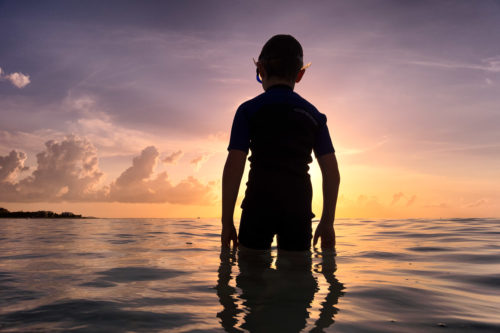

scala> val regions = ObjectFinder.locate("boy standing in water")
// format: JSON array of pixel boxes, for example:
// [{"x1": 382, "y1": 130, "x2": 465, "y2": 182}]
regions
[{"x1": 221, "y1": 35, "x2": 340, "y2": 251}]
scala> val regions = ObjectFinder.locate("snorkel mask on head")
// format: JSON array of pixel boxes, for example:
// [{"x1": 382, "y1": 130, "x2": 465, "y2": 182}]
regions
[{"x1": 253, "y1": 58, "x2": 311, "y2": 83}]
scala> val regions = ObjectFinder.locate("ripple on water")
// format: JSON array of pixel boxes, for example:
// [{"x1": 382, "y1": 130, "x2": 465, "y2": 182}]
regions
[
  {"x1": 93, "y1": 267, "x2": 188, "y2": 283},
  {"x1": 358, "y1": 251, "x2": 413, "y2": 260},
  {"x1": 0, "y1": 271, "x2": 45, "y2": 307},
  {"x1": 203, "y1": 233, "x2": 220, "y2": 237},
  {"x1": 0, "y1": 299, "x2": 199, "y2": 331},
  {"x1": 407, "y1": 246, "x2": 455, "y2": 252},
  {"x1": 172, "y1": 231, "x2": 197, "y2": 236},
  {"x1": 161, "y1": 248, "x2": 211, "y2": 252},
  {"x1": 376, "y1": 231, "x2": 405, "y2": 235},
  {"x1": 403, "y1": 233, "x2": 451, "y2": 239},
  {"x1": 74, "y1": 252, "x2": 106, "y2": 258},
  {"x1": 448, "y1": 274, "x2": 500, "y2": 289},
  {"x1": 434, "y1": 253, "x2": 500, "y2": 264},
  {"x1": 114, "y1": 233, "x2": 134, "y2": 238},
  {"x1": 436, "y1": 237, "x2": 473, "y2": 243},
  {"x1": 0, "y1": 253, "x2": 52, "y2": 261},
  {"x1": 79, "y1": 280, "x2": 117, "y2": 288},
  {"x1": 347, "y1": 285, "x2": 451, "y2": 314},
  {"x1": 1, "y1": 217, "x2": 499, "y2": 332},
  {"x1": 108, "y1": 239, "x2": 136, "y2": 244}
]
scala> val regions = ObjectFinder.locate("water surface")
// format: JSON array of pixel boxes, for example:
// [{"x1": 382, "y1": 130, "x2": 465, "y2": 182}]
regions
[{"x1": 1, "y1": 218, "x2": 499, "y2": 332}]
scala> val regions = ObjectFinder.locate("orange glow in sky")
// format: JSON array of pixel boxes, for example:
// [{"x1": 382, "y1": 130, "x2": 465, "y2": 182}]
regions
[{"x1": 1, "y1": 2, "x2": 499, "y2": 218}]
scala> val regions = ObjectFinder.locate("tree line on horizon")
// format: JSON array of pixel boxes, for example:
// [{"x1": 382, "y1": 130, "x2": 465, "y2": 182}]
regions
[{"x1": 0, "y1": 207, "x2": 83, "y2": 218}]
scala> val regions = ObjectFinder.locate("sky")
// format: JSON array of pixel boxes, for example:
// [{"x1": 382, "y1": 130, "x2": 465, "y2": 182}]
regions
[{"x1": 0, "y1": 0, "x2": 499, "y2": 218}]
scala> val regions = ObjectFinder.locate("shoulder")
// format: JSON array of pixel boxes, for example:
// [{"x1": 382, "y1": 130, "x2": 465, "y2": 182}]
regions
[
  {"x1": 234, "y1": 92, "x2": 268, "y2": 117},
  {"x1": 291, "y1": 91, "x2": 327, "y2": 125}
]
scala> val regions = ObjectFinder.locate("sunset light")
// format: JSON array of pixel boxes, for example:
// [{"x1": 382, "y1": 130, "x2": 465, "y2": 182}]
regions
[
  {"x1": 1, "y1": 2, "x2": 500, "y2": 332},
  {"x1": 1, "y1": 2, "x2": 499, "y2": 219}
]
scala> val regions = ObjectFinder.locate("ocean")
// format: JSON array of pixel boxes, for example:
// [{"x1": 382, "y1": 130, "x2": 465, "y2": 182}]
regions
[{"x1": 0, "y1": 217, "x2": 499, "y2": 332}]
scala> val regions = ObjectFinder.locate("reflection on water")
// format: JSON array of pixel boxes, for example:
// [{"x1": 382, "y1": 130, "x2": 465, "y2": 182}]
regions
[
  {"x1": 0, "y1": 217, "x2": 500, "y2": 332},
  {"x1": 216, "y1": 248, "x2": 344, "y2": 332}
]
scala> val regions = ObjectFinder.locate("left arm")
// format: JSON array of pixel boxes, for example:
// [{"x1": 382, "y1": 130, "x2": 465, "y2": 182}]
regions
[{"x1": 313, "y1": 152, "x2": 340, "y2": 249}]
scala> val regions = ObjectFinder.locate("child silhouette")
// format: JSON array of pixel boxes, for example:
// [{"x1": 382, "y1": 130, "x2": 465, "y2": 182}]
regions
[{"x1": 221, "y1": 35, "x2": 340, "y2": 251}]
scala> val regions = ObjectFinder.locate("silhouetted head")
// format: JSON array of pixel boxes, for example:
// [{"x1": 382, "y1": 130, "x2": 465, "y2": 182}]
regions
[{"x1": 258, "y1": 34, "x2": 304, "y2": 82}]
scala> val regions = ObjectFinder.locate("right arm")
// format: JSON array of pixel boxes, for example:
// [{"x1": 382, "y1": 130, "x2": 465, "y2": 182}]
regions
[
  {"x1": 313, "y1": 152, "x2": 340, "y2": 249},
  {"x1": 221, "y1": 149, "x2": 247, "y2": 248}
]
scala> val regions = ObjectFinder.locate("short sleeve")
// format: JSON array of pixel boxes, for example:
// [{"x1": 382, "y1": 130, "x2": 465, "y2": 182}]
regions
[
  {"x1": 227, "y1": 106, "x2": 250, "y2": 153},
  {"x1": 313, "y1": 122, "x2": 335, "y2": 157}
]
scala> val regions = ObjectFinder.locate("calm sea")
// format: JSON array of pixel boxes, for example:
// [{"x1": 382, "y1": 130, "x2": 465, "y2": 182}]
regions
[{"x1": 0, "y1": 217, "x2": 499, "y2": 332}]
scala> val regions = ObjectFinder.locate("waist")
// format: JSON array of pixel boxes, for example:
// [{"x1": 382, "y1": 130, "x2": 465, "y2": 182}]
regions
[{"x1": 249, "y1": 162, "x2": 311, "y2": 179}]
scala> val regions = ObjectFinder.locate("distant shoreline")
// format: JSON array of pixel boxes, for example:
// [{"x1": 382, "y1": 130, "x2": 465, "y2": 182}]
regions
[{"x1": 0, "y1": 207, "x2": 86, "y2": 219}]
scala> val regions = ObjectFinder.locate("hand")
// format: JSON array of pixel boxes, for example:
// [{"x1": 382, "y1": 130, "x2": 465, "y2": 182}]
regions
[
  {"x1": 221, "y1": 223, "x2": 238, "y2": 249},
  {"x1": 313, "y1": 222, "x2": 335, "y2": 249}
]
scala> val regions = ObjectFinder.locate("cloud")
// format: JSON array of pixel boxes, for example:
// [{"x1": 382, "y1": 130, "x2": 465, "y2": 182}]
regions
[
  {"x1": 164, "y1": 176, "x2": 216, "y2": 205},
  {"x1": 390, "y1": 192, "x2": 404, "y2": 205},
  {"x1": 0, "y1": 67, "x2": 31, "y2": 88},
  {"x1": 208, "y1": 131, "x2": 230, "y2": 142},
  {"x1": 61, "y1": 93, "x2": 161, "y2": 157},
  {"x1": 406, "y1": 195, "x2": 416, "y2": 207},
  {"x1": 190, "y1": 153, "x2": 211, "y2": 171},
  {"x1": 0, "y1": 136, "x2": 106, "y2": 202},
  {"x1": 483, "y1": 56, "x2": 500, "y2": 73},
  {"x1": 465, "y1": 198, "x2": 488, "y2": 208},
  {"x1": 406, "y1": 55, "x2": 500, "y2": 73},
  {"x1": 390, "y1": 192, "x2": 417, "y2": 206},
  {"x1": 424, "y1": 202, "x2": 448, "y2": 209},
  {"x1": 0, "y1": 129, "x2": 63, "y2": 154},
  {"x1": 109, "y1": 146, "x2": 215, "y2": 204},
  {"x1": 0, "y1": 139, "x2": 215, "y2": 205},
  {"x1": 162, "y1": 150, "x2": 183, "y2": 164},
  {"x1": 0, "y1": 150, "x2": 29, "y2": 183},
  {"x1": 114, "y1": 146, "x2": 159, "y2": 187},
  {"x1": 20, "y1": 136, "x2": 105, "y2": 201},
  {"x1": 356, "y1": 194, "x2": 383, "y2": 209},
  {"x1": 336, "y1": 137, "x2": 388, "y2": 157}
]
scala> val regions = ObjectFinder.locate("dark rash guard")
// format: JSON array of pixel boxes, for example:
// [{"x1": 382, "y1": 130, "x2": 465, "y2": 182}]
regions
[{"x1": 228, "y1": 84, "x2": 334, "y2": 217}]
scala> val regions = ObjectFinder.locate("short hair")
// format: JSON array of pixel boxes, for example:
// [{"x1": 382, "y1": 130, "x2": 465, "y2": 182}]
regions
[{"x1": 258, "y1": 34, "x2": 304, "y2": 81}]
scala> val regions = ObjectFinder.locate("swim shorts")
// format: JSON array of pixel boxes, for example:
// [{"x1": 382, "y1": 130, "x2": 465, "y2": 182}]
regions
[{"x1": 238, "y1": 209, "x2": 313, "y2": 251}]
